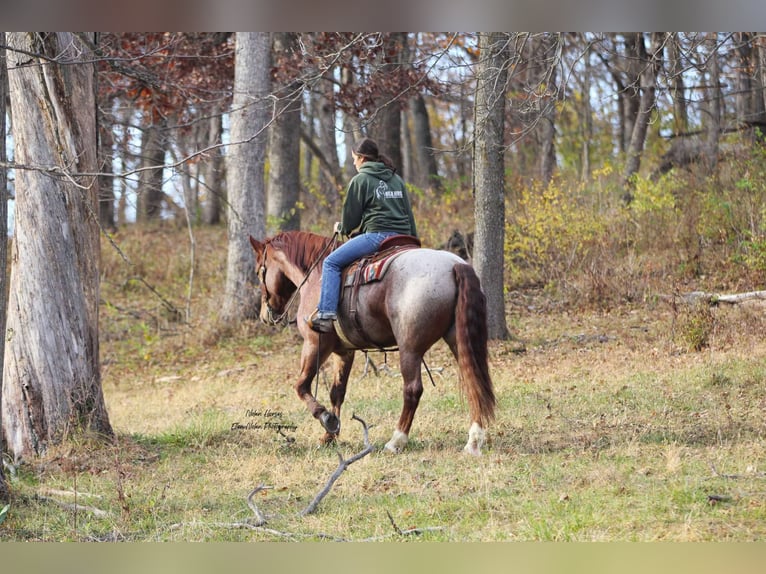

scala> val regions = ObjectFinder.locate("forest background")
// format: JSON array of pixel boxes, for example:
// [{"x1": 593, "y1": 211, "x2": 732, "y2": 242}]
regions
[{"x1": 1, "y1": 32, "x2": 766, "y2": 542}]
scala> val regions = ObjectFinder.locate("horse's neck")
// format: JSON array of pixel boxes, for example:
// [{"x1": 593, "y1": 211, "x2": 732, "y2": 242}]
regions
[{"x1": 278, "y1": 252, "x2": 314, "y2": 287}]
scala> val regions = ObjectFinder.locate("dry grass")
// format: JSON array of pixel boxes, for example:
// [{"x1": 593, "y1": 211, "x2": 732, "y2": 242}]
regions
[{"x1": 2, "y1": 224, "x2": 766, "y2": 541}]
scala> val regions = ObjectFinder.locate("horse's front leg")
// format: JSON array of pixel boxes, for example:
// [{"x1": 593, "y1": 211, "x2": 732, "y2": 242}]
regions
[
  {"x1": 295, "y1": 336, "x2": 341, "y2": 439},
  {"x1": 320, "y1": 350, "x2": 355, "y2": 444},
  {"x1": 384, "y1": 350, "x2": 424, "y2": 453}
]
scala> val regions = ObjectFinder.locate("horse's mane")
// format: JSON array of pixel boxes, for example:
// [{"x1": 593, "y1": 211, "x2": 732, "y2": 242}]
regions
[{"x1": 266, "y1": 231, "x2": 335, "y2": 273}]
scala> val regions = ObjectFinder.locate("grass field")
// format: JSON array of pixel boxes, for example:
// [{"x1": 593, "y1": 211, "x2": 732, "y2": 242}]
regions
[{"x1": 2, "y1": 226, "x2": 766, "y2": 542}]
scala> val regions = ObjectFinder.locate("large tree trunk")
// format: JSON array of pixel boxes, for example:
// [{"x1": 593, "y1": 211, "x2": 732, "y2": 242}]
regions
[
  {"x1": 2, "y1": 32, "x2": 112, "y2": 459},
  {"x1": 268, "y1": 32, "x2": 302, "y2": 233},
  {"x1": 473, "y1": 32, "x2": 510, "y2": 340},
  {"x1": 0, "y1": 32, "x2": 9, "y2": 501},
  {"x1": 221, "y1": 32, "x2": 270, "y2": 323}
]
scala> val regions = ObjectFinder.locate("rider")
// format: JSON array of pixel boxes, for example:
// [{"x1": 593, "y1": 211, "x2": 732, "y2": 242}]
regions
[{"x1": 307, "y1": 138, "x2": 418, "y2": 333}]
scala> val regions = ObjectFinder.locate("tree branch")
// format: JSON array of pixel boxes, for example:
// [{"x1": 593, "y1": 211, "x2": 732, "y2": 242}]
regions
[{"x1": 300, "y1": 414, "x2": 374, "y2": 516}]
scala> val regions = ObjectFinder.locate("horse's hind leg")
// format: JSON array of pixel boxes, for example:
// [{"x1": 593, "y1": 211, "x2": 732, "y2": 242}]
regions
[
  {"x1": 443, "y1": 329, "x2": 485, "y2": 455},
  {"x1": 321, "y1": 351, "x2": 355, "y2": 444},
  {"x1": 384, "y1": 350, "x2": 424, "y2": 453}
]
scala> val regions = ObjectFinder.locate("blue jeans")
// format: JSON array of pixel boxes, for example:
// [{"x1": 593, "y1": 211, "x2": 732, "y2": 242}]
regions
[{"x1": 317, "y1": 231, "x2": 398, "y2": 315}]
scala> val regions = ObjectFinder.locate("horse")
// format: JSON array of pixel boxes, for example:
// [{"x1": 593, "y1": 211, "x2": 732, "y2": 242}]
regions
[{"x1": 248, "y1": 230, "x2": 495, "y2": 455}]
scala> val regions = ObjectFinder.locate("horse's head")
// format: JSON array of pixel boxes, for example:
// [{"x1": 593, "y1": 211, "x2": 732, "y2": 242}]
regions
[{"x1": 249, "y1": 236, "x2": 298, "y2": 325}]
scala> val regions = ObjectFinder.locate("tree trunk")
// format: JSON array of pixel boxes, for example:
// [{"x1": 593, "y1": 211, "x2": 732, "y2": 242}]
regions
[
  {"x1": 580, "y1": 42, "x2": 593, "y2": 182},
  {"x1": 622, "y1": 33, "x2": 662, "y2": 198},
  {"x1": 622, "y1": 33, "x2": 642, "y2": 154},
  {"x1": 202, "y1": 108, "x2": 224, "y2": 225},
  {"x1": 705, "y1": 34, "x2": 721, "y2": 172},
  {"x1": 136, "y1": 115, "x2": 167, "y2": 222},
  {"x1": 98, "y1": 103, "x2": 116, "y2": 231},
  {"x1": 0, "y1": 32, "x2": 10, "y2": 501},
  {"x1": 2, "y1": 32, "x2": 112, "y2": 459},
  {"x1": 340, "y1": 66, "x2": 362, "y2": 180},
  {"x1": 473, "y1": 32, "x2": 510, "y2": 340},
  {"x1": 316, "y1": 68, "x2": 341, "y2": 211},
  {"x1": 529, "y1": 33, "x2": 559, "y2": 185},
  {"x1": 405, "y1": 35, "x2": 440, "y2": 192},
  {"x1": 368, "y1": 33, "x2": 405, "y2": 170},
  {"x1": 667, "y1": 33, "x2": 689, "y2": 135},
  {"x1": 221, "y1": 32, "x2": 270, "y2": 323},
  {"x1": 268, "y1": 32, "x2": 302, "y2": 233},
  {"x1": 411, "y1": 93, "x2": 441, "y2": 191}
]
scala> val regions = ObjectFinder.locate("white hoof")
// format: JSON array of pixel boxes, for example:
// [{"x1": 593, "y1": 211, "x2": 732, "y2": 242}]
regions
[
  {"x1": 463, "y1": 422, "x2": 485, "y2": 456},
  {"x1": 384, "y1": 430, "x2": 408, "y2": 453}
]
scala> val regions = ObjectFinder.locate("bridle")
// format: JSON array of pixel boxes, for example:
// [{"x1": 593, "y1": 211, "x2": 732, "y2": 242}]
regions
[
  {"x1": 258, "y1": 233, "x2": 339, "y2": 325},
  {"x1": 257, "y1": 257, "x2": 287, "y2": 325}
]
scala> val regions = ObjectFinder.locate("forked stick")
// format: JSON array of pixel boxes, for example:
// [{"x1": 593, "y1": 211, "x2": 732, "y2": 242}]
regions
[{"x1": 300, "y1": 414, "x2": 374, "y2": 516}]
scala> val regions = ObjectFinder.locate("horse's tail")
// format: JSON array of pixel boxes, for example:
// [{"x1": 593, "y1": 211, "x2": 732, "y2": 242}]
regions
[{"x1": 453, "y1": 263, "x2": 496, "y2": 427}]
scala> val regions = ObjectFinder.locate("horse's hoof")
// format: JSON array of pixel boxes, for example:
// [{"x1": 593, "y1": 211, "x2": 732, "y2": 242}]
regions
[
  {"x1": 319, "y1": 411, "x2": 340, "y2": 434},
  {"x1": 320, "y1": 432, "x2": 337, "y2": 446}
]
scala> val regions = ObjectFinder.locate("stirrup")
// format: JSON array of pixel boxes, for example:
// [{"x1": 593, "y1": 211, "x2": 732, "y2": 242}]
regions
[{"x1": 306, "y1": 309, "x2": 336, "y2": 334}]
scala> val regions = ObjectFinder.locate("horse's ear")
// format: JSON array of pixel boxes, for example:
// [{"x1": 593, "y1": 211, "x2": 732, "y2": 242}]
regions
[{"x1": 249, "y1": 235, "x2": 263, "y2": 254}]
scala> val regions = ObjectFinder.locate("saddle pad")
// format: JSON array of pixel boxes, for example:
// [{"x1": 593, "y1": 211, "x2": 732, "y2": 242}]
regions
[{"x1": 343, "y1": 244, "x2": 415, "y2": 287}]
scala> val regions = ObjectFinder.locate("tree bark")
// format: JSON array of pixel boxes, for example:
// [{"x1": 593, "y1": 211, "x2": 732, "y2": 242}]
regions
[
  {"x1": 97, "y1": 103, "x2": 116, "y2": 231},
  {"x1": 705, "y1": 34, "x2": 721, "y2": 172},
  {"x1": 2, "y1": 32, "x2": 112, "y2": 459},
  {"x1": 316, "y1": 67, "x2": 341, "y2": 211},
  {"x1": 0, "y1": 32, "x2": 10, "y2": 501},
  {"x1": 136, "y1": 116, "x2": 167, "y2": 222},
  {"x1": 368, "y1": 33, "x2": 405, "y2": 171},
  {"x1": 622, "y1": 33, "x2": 662, "y2": 198},
  {"x1": 268, "y1": 32, "x2": 302, "y2": 233},
  {"x1": 667, "y1": 33, "x2": 689, "y2": 136},
  {"x1": 221, "y1": 32, "x2": 270, "y2": 323},
  {"x1": 411, "y1": 93, "x2": 441, "y2": 191},
  {"x1": 202, "y1": 107, "x2": 224, "y2": 225},
  {"x1": 473, "y1": 32, "x2": 510, "y2": 340}
]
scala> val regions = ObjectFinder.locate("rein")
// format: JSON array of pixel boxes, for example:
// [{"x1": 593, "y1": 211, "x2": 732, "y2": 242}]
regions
[{"x1": 262, "y1": 232, "x2": 339, "y2": 325}]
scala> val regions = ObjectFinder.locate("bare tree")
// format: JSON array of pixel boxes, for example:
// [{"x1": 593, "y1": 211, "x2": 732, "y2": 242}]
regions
[
  {"x1": 135, "y1": 116, "x2": 167, "y2": 221},
  {"x1": 368, "y1": 33, "x2": 406, "y2": 170},
  {"x1": 202, "y1": 106, "x2": 225, "y2": 225},
  {"x1": 221, "y1": 32, "x2": 270, "y2": 323},
  {"x1": 268, "y1": 32, "x2": 302, "y2": 233},
  {"x1": 473, "y1": 32, "x2": 510, "y2": 340},
  {"x1": 2, "y1": 32, "x2": 112, "y2": 459},
  {"x1": 704, "y1": 33, "x2": 722, "y2": 171},
  {"x1": 621, "y1": 32, "x2": 663, "y2": 198},
  {"x1": 0, "y1": 32, "x2": 10, "y2": 502}
]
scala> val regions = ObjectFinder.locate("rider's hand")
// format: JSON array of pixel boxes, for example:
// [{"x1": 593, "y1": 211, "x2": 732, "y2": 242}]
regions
[{"x1": 333, "y1": 221, "x2": 342, "y2": 234}]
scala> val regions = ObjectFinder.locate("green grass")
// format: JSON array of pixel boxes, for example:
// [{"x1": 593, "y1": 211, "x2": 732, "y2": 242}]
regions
[{"x1": 3, "y1": 226, "x2": 766, "y2": 541}]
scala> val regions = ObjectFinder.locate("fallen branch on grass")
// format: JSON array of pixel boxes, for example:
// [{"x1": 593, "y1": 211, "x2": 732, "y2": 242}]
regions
[
  {"x1": 178, "y1": 414, "x2": 440, "y2": 540},
  {"x1": 664, "y1": 290, "x2": 766, "y2": 306},
  {"x1": 384, "y1": 509, "x2": 444, "y2": 538},
  {"x1": 35, "y1": 494, "x2": 110, "y2": 518},
  {"x1": 710, "y1": 463, "x2": 766, "y2": 479},
  {"x1": 300, "y1": 413, "x2": 375, "y2": 516}
]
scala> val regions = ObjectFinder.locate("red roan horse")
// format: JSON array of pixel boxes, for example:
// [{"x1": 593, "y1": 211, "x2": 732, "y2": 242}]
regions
[{"x1": 249, "y1": 231, "x2": 495, "y2": 455}]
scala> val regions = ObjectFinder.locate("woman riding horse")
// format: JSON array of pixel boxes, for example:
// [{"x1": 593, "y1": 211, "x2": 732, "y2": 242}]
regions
[{"x1": 307, "y1": 138, "x2": 417, "y2": 334}]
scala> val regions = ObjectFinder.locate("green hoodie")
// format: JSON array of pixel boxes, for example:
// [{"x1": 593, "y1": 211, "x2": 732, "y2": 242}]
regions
[{"x1": 339, "y1": 161, "x2": 418, "y2": 237}]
